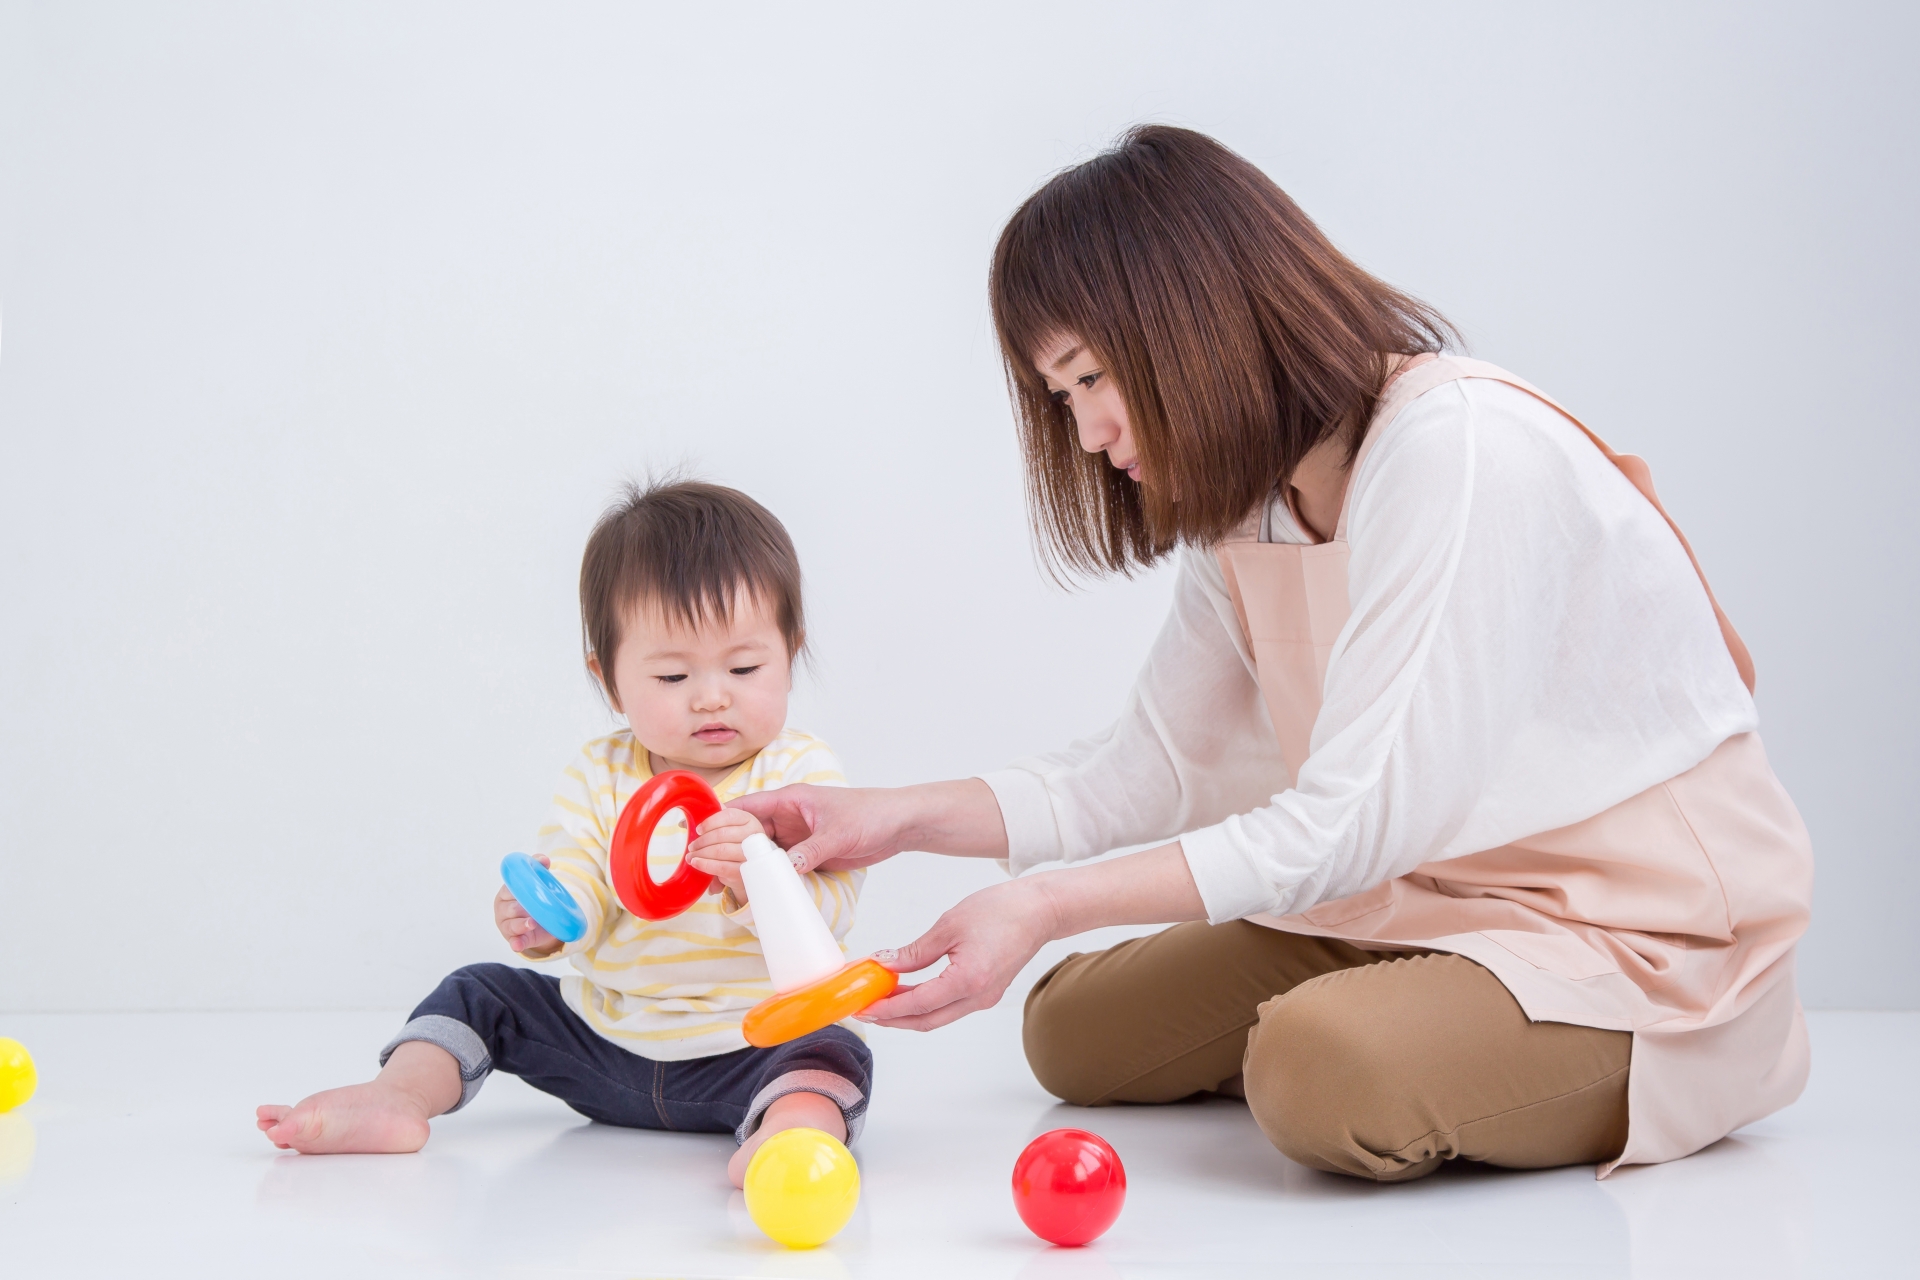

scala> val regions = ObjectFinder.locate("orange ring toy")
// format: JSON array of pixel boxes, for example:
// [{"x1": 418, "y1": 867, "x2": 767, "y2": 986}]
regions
[
  {"x1": 743, "y1": 958, "x2": 899, "y2": 1048},
  {"x1": 609, "y1": 770, "x2": 721, "y2": 920}
]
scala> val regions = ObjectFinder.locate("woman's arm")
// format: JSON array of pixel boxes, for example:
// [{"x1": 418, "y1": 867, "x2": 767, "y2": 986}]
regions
[
  {"x1": 857, "y1": 842, "x2": 1206, "y2": 1031},
  {"x1": 724, "y1": 548, "x2": 1280, "y2": 879}
]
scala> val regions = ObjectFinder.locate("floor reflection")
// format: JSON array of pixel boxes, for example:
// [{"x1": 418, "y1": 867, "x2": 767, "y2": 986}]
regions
[
  {"x1": 1601, "y1": 1133, "x2": 1811, "y2": 1279},
  {"x1": 0, "y1": 1112, "x2": 34, "y2": 1186}
]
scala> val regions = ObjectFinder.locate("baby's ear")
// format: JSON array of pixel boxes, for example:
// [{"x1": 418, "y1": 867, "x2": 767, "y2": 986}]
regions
[{"x1": 586, "y1": 653, "x2": 623, "y2": 714}]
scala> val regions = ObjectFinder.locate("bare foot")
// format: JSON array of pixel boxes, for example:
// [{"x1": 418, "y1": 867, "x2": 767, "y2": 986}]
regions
[
  {"x1": 255, "y1": 1081, "x2": 434, "y2": 1154},
  {"x1": 728, "y1": 1090, "x2": 848, "y2": 1188},
  {"x1": 257, "y1": 1039, "x2": 461, "y2": 1154}
]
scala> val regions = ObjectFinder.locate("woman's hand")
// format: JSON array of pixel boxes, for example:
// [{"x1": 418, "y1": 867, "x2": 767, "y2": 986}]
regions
[
  {"x1": 725, "y1": 784, "x2": 905, "y2": 874},
  {"x1": 861, "y1": 844, "x2": 1209, "y2": 1031},
  {"x1": 495, "y1": 855, "x2": 560, "y2": 958},
  {"x1": 859, "y1": 877, "x2": 1059, "y2": 1031},
  {"x1": 729, "y1": 778, "x2": 1011, "y2": 874}
]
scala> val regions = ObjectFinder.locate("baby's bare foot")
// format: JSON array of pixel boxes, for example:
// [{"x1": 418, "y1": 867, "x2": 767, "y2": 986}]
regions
[
  {"x1": 728, "y1": 1090, "x2": 848, "y2": 1188},
  {"x1": 255, "y1": 1083, "x2": 432, "y2": 1154}
]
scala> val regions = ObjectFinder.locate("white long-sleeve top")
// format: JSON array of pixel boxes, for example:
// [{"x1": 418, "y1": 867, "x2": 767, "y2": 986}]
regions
[{"x1": 982, "y1": 378, "x2": 1758, "y2": 925}]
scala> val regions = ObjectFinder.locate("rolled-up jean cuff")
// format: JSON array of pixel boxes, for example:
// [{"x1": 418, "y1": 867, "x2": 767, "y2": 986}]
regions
[
  {"x1": 379, "y1": 1014, "x2": 492, "y2": 1112},
  {"x1": 736, "y1": 1069, "x2": 869, "y2": 1146}
]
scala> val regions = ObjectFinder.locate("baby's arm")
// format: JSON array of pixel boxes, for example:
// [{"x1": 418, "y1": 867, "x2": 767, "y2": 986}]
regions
[
  {"x1": 498, "y1": 748, "x2": 617, "y2": 960},
  {"x1": 497, "y1": 856, "x2": 562, "y2": 957}
]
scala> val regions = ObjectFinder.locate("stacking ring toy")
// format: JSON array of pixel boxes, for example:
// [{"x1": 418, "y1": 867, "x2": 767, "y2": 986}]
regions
[
  {"x1": 610, "y1": 770, "x2": 721, "y2": 920},
  {"x1": 499, "y1": 852, "x2": 587, "y2": 944},
  {"x1": 743, "y1": 957, "x2": 898, "y2": 1048},
  {"x1": 600, "y1": 770, "x2": 899, "y2": 1044}
]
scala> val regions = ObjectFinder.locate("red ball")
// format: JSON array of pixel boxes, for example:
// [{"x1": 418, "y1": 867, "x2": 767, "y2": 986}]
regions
[{"x1": 1011, "y1": 1128, "x2": 1127, "y2": 1246}]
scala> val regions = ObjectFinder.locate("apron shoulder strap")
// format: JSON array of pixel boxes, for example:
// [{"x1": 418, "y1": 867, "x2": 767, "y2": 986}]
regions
[{"x1": 1349, "y1": 356, "x2": 1757, "y2": 694}]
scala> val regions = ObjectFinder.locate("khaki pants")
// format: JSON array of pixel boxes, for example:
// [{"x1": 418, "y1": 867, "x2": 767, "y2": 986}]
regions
[{"x1": 1023, "y1": 921, "x2": 1631, "y2": 1182}]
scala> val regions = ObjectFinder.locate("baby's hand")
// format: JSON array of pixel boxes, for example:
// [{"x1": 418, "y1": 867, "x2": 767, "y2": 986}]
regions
[
  {"x1": 496, "y1": 855, "x2": 561, "y2": 957},
  {"x1": 687, "y1": 808, "x2": 765, "y2": 902}
]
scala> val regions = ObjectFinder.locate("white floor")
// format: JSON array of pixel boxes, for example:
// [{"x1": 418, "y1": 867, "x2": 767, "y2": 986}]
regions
[{"x1": 0, "y1": 1005, "x2": 1911, "y2": 1279}]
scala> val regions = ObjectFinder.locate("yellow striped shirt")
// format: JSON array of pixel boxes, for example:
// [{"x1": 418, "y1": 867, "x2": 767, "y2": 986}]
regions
[{"x1": 530, "y1": 727, "x2": 862, "y2": 1060}]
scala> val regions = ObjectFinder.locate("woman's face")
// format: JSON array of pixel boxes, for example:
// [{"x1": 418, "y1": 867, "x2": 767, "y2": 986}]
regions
[{"x1": 1036, "y1": 334, "x2": 1141, "y2": 483}]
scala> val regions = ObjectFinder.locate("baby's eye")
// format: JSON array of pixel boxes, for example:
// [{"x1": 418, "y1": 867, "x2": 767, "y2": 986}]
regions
[
  {"x1": 729, "y1": 665, "x2": 763, "y2": 677},
  {"x1": 656, "y1": 673, "x2": 688, "y2": 685}
]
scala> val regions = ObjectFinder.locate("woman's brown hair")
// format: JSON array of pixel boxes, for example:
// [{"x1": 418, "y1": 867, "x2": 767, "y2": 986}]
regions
[{"x1": 990, "y1": 125, "x2": 1457, "y2": 576}]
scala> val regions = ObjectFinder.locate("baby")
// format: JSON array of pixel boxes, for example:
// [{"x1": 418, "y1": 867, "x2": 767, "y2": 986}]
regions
[{"x1": 257, "y1": 479, "x2": 869, "y2": 1186}]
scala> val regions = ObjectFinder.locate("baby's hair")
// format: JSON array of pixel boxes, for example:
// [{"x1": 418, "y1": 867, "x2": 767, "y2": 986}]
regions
[{"x1": 580, "y1": 476, "x2": 806, "y2": 702}]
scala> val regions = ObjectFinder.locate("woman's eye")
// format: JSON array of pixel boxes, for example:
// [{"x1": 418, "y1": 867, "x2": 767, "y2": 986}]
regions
[
  {"x1": 656, "y1": 674, "x2": 688, "y2": 685},
  {"x1": 729, "y1": 665, "x2": 763, "y2": 677},
  {"x1": 1049, "y1": 388, "x2": 1069, "y2": 406},
  {"x1": 1078, "y1": 372, "x2": 1101, "y2": 389}
]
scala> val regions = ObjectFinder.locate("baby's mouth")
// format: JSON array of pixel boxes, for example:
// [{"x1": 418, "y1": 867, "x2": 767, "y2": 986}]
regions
[{"x1": 692, "y1": 725, "x2": 737, "y2": 744}]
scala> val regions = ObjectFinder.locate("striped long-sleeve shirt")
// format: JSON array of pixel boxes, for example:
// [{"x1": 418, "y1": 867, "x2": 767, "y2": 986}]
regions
[{"x1": 530, "y1": 727, "x2": 862, "y2": 1060}]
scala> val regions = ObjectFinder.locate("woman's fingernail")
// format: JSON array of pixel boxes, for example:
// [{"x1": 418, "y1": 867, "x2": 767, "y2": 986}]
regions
[
  {"x1": 854, "y1": 1015, "x2": 877, "y2": 1023},
  {"x1": 788, "y1": 852, "x2": 806, "y2": 872},
  {"x1": 871, "y1": 948, "x2": 897, "y2": 963}
]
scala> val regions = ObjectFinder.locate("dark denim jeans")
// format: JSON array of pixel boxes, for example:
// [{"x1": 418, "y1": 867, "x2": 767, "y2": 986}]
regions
[{"x1": 381, "y1": 962, "x2": 871, "y2": 1143}]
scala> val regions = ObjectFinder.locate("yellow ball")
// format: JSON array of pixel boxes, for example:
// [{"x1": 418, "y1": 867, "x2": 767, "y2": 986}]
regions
[
  {"x1": 0, "y1": 1039, "x2": 35, "y2": 1113},
  {"x1": 743, "y1": 1126, "x2": 860, "y2": 1249}
]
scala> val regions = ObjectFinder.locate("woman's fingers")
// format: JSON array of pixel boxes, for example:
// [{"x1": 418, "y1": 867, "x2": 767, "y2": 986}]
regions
[
  {"x1": 860, "y1": 976, "x2": 1000, "y2": 1030},
  {"x1": 859, "y1": 879, "x2": 1055, "y2": 1029},
  {"x1": 866, "y1": 1004, "x2": 991, "y2": 1033},
  {"x1": 728, "y1": 788, "x2": 821, "y2": 850},
  {"x1": 870, "y1": 926, "x2": 950, "y2": 975},
  {"x1": 861, "y1": 971, "x2": 983, "y2": 1020}
]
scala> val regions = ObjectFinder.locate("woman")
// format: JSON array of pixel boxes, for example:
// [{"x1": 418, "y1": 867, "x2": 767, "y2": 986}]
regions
[{"x1": 714, "y1": 125, "x2": 1812, "y2": 1181}]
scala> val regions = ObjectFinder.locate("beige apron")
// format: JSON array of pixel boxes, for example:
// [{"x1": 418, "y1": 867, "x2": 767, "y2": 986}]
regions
[{"x1": 1216, "y1": 355, "x2": 1812, "y2": 1175}]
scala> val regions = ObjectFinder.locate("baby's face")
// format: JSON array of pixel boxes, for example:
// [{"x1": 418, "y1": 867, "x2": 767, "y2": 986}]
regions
[{"x1": 601, "y1": 591, "x2": 791, "y2": 782}]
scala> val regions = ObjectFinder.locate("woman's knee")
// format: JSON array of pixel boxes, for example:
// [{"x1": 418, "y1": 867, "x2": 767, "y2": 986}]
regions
[
  {"x1": 1022, "y1": 952, "x2": 1111, "y2": 1105},
  {"x1": 1240, "y1": 954, "x2": 1629, "y2": 1182},
  {"x1": 1025, "y1": 922, "x2": 1326, "y2": 1108},
  {"x1": 1241, "y1": 968, "x2": 1455, "y2": 1181}
]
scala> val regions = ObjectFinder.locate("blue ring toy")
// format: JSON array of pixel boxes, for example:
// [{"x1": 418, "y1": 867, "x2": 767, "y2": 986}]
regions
[{"x1": 500, "y1": 852, "x2": 587, "y2": 943}]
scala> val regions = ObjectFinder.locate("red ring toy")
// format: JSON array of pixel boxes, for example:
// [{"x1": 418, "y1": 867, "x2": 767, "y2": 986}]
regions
[{"x1": 609, "y1": 770, "x2": 721, "y2": 920}]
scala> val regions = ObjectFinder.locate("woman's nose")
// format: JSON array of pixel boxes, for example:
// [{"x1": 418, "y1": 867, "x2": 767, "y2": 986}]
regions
[{"x1": 1076, "y1": 408, "x2": 1119, "y2": 455}]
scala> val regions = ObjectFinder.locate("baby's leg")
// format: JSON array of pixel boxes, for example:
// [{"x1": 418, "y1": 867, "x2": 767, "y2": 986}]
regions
[
  {"x1": 257, "y1": 964, "x2": 558, "y2": 1154},
  {"x1": 726, "y1": 1088, "x2": 848, "y2": 1187},
  {"x1": 255, "y1": 1041, "x2": 460, "y2": 1154},
  {"x1": 721, "y1": 1025, "x2": 873, "y2": 1189}
]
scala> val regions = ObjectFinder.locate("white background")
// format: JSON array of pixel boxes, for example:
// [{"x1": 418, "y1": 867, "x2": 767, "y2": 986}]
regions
[{"x1": 1, "y1": 1, "x2": 1913, "y2": 1013}]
